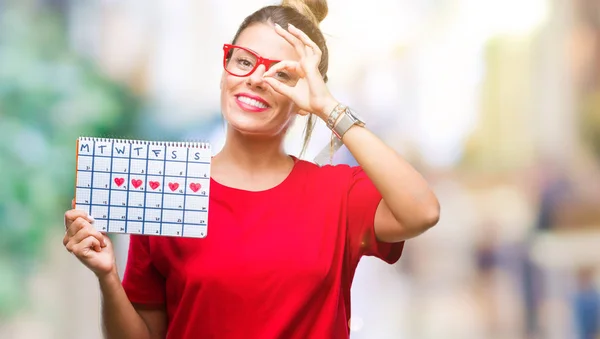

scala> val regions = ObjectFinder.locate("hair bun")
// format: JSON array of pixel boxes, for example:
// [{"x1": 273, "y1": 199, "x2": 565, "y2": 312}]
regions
[{"x1": 282, "y1": 0, "x2": 328, "y2": 25}]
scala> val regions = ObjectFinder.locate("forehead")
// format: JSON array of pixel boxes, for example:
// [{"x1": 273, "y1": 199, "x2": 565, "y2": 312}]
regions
[{"x1": 234, "y1": 23, "x2": 298, "y2": 61}]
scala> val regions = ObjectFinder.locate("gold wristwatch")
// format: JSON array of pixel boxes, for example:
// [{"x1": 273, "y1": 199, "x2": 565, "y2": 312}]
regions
[{"x1": 326, "y1": 104, "x2": 366, "y2": 139}]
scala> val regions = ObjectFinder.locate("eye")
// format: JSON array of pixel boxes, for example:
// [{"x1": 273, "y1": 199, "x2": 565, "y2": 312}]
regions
[
  {"x1": 235, "y1": 57, "x2": 254, "y2": 69},
  {"x1": 275, "y1": 71, "x2": 290, "y2": 80}
]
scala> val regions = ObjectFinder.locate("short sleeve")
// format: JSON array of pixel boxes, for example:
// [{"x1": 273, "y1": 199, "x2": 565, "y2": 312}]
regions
[
  {"x1": 345, "y1": 166, "x2": 404, "y2": 269},
  {"x1": 121, "y1": 235, "x2": 166, "y2": 306}
]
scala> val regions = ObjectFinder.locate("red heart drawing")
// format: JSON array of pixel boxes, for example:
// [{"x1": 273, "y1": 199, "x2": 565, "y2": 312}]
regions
[
  {"x1": 168, "y1": 182, "x2": 179, "y2": 191},
  {"x1": 149, "y1": 181, "x2": 160, "y2": 190},
  {"x1": 189, "y1": 183, "x2": 201, "y2": 192},
  {"x1": 131, "y1": 179, "x2": 143, "y2": 189},
  {"x1": 114, "y1": 177, "x2": 125, "y2": 187}
]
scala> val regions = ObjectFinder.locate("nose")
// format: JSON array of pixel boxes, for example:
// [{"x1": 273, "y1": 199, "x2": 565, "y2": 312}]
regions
[{"x1": 246, "y1": 64, "x2": 267, "y2": 90}]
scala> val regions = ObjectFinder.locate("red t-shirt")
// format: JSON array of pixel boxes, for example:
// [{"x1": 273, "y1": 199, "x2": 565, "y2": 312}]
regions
[{"x1": 122, "y1": 158, "x2": 404, "y2": 339}]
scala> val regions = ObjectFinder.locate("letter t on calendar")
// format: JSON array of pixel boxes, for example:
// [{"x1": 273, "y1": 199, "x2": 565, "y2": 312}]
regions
[{"x1": 74, "y1": 137, "x2": 212, "y2": 238}]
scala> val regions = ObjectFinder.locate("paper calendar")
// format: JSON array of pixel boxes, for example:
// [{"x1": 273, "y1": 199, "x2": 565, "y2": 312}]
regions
[{"x1": 74, "y1": 137, "x2": 211, "y2": 238}]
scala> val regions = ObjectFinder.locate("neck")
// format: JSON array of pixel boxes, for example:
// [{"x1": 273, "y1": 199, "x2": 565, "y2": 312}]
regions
[{"x1": 214, "y1": 127, "x2": 291, "y2": 171}]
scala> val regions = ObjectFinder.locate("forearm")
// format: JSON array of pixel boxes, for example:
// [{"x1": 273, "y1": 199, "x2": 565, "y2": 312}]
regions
[
  {"x1": 341, "y1": 125, "x2": 440, "y2": 229},
  {"x1": 99, "y1": 271, "x2": 151, "y2": 339}
]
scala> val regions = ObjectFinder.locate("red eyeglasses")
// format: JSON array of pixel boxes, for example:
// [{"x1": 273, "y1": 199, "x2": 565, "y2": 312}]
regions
[{"x1": 223, "y1": 44, "x2": 281, "y2": 77}]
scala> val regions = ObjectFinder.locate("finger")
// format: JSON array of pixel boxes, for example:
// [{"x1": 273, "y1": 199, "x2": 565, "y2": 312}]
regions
[
  {"x1": 288, "y1": 24, "x2": 321, "y2": 56},
  {"x1": 263, "y1": 60, "x2": 305, "y2": 79},
  {"x1": 263, "y1": 76, "x2": 294, "y2": 98},
  {"x1": 69, "y1": 225, "x2": 106, "y2": 249},
  {"x1": 65, "y1": 209, "x2": 94, "y2": 227},
  {"x1": 274, "y1": 23, "x2": 306, "y2": 58},
  {"x1": 66, "y1": 216, "x2": 94, "y2": 238},
  {"x1": 72, "y1": 236, "x2": 102, "y2": 256},
  {"x1": 71, "y1": 199, "x2": 75, "y2": 209}
]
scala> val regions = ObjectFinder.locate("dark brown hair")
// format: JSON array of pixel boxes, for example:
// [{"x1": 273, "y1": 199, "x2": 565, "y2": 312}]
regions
[{"x1": 231, "y1": 0, "x2": 329, "y2": 158}]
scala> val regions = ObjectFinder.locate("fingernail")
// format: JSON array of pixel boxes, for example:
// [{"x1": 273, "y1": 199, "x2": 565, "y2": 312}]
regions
[
  {"x1": 274, "y1": 23, "x2": 281, "y2": 29},
  {"x1": 288, "y1": 23, "x2": 295, "y2": 29},
  {"x1": 87, "y1": 215, "x2": 95, "y2": 223}
]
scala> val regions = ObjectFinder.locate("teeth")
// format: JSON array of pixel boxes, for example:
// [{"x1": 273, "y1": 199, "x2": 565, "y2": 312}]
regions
[{"x1": 238, "y1": 96, "x2": 268, "y2": 109}]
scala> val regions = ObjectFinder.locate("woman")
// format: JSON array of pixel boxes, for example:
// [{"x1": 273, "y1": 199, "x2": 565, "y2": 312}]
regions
[{"x1": 63, "y1": 1, "x2": 440, "y2": 338}]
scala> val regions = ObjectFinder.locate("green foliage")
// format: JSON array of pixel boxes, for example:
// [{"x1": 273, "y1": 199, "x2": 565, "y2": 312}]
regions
[{"x1": 0, "y1": 3, "x2": 140, "y2": 318}]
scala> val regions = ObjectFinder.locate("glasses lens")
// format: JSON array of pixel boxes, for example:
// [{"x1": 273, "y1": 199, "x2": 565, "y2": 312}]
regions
[{"x1": 225, "y1": 47, "x2": 257, "y2": 77}]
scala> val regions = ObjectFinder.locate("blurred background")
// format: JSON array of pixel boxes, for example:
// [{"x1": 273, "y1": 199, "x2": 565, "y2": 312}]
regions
[{"x1": 1, "y1": 0, "x2": 599, "y2": 338}]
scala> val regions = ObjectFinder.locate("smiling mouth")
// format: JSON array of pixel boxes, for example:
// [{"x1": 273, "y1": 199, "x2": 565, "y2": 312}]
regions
[{"x1": 236, "y1": 95, "x2": 270, "y2": 110}]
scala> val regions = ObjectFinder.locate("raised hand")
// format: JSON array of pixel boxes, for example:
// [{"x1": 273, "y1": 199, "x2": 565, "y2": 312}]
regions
[{"x1": 263, "y1": 23, "x2": 338, "y2": 120}]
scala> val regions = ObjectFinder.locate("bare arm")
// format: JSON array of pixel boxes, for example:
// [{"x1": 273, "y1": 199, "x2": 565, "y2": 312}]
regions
[
  {"x1": 99, "y1": 271, "x2": 167, "y2": 339},
  {"x1": 338, "y1": 123, "x2": 441, "y2": 242},
  {"x1": 63, "y1": 207, "x2": 167, "y2": 339}
]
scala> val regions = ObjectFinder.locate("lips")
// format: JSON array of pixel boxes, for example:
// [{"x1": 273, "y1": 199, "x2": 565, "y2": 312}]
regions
[{"x1": 235, "y1": 93, "x2": 270, "y2": 112}]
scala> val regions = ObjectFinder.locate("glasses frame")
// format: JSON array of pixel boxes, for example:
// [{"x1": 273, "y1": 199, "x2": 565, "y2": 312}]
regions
[{"x1": 223, "y1": 44, "x2": 281, "y2": 78}]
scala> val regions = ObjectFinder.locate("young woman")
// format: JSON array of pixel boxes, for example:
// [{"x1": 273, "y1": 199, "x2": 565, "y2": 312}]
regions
[{"x1": 63, "y1": 1, "x2": 440, "y2": 338}]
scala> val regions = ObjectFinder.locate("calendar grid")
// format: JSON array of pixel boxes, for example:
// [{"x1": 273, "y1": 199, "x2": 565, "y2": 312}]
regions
[
  {"x1": 75, "y1": 137, "x2": 211, "y2": 238},
  {"x1": 141, "y1": 143, "x2": 150, "y2": 235},
  {"x1": 88, "y1": 140, "x2": 96, "y2": 215},
  {"x1": 158, "y1": 145, "x2": 167, "y2": 236},
  {"x1": 105, "y1": 141, "x2": 115, "y2": 229},
  {"x1": 182, "y1": 148, "x2": 189, "y2": 236},
  {"x1": 124, "y1": 141, "x2": 132, "y2": 233}
]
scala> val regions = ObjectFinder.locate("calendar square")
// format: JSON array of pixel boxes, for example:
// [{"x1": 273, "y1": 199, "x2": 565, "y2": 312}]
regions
[
  {"x1": 163, "y1": 209, "x2": 184, "y2": 223},
  {"x1": 165, "y1": 161, "x2": 187, "y2": 177},
  {"x1": 91, "y1": 205, "x2": 109, "y2": 220},
  {"x1": 76, "y1": 204, "x2": 90, "y2": 214},
  {"x1": 94, "y1": 190, "x2": 110, "y2": 206},
  {"x1": 94, "y1": 219, "x2": 108, "y2": 232},
  {"x1": 130, "y1": 159, "x2": 147, "y2": 175},
  {"x1": 164, "y1": 194, "x2": 185, "y2": 210},
  {"x1": 145, "y1": 193, "x2": 163, "y2": 209},
  {"x1": 76, "y1": 137, "x2": 211, "y2": 238},
  {"x1": 111, "y1": 173, "x2": 129, "y2": 190},
  {"x1": 77, "y1": 156, "x2": 93, "y2": 171},
  {"x1": 184, "y1": 210, "x2": 203, "y2": 224},
  {"x1": 112, "y1": 158, "x2": 129, "y2": 174},
  {"x1": 146, "y1": 175, "x2": 163, "y2": 193},
  {"x1": 127, "y1": 221, "x2": 143, "y2": 234},
  {"x1": 143, "y1": 222, "x2": 161, "y2": 235},
  {"x1": 187, "y1": 162, "x2": 210, "y2": 179},
  {"x1": 162, "y1": 223, "x2": 183, "y2": 237},
  {"x1": 109, "y1": 206, "x2": 127, "y2": 221},
  {"x1": 186, "y1": 178, "x2": 208, "y2": 196},
  {"x1": 110, "y1": 190, "x2": 127, "y2": 207},
  {"x1": 183, "y1": 225, "x2": 207, "y2": 238},
  {"x1": 128, "y1": 191, "x2": 145, "y2": 208},
  {"x1": 164, "y1": 176, "x2": 186, "y2": 195},
  {"x1": 109, "y1": 220, "x2": 126, "y2": 233},
  {"x1": 145, "y1": 208, "x2": 162, "y2": 223},
  {"x1": 147, "y1": 160, "x2": 164, "y2": 176},
  {"x1": 93, "y1": 172, "x2": 111, "y2": 189},
  {"x1": 95, "y1": 157, "x2": 111, "y2": 172},
  {"x1": 129, "y1": 175, "x2": 145, "y2": 192},
  {"x1": 185, "y1": 195, "x2": 208, "y2": 211},
  {"x1": 127, "y1": 207, "x2": 144, "y2": 222},
  {"x1": 77, "y1": 172, "x2": 92, "y2": 189}
]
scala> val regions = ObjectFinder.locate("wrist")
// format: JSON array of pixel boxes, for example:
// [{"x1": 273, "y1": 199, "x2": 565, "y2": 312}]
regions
[
  {"x1": 320, "y1": 98, "x2": 340, "y2": 121},
  {"x1": 97, "y1": 267, "x2": 120, "y2": 286}
]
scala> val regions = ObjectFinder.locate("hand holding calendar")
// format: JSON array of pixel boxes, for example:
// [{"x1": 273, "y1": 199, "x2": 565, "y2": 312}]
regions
[{"x1": 63, "y1": 202, "x2": 117, "y2": 278}]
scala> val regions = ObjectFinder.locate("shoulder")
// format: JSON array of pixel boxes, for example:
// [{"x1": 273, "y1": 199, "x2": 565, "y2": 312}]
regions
[{"x1": 293, "y1": 158, "x2": 364, "y2": 186}]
